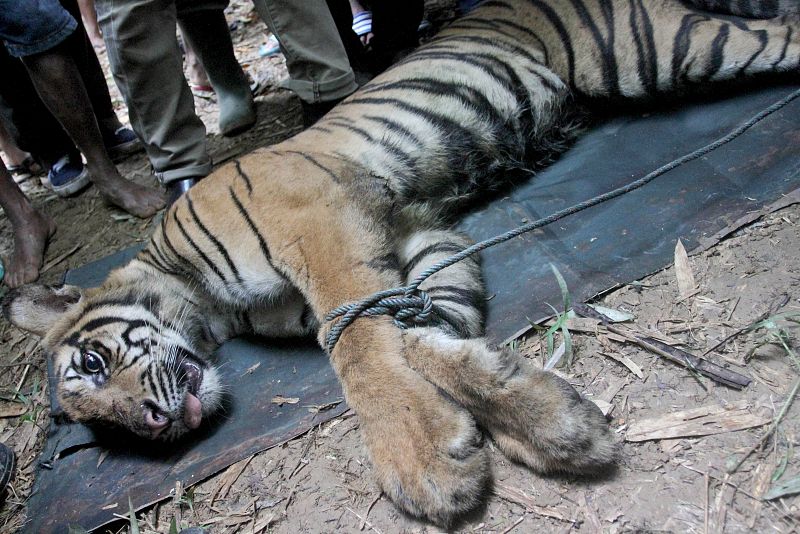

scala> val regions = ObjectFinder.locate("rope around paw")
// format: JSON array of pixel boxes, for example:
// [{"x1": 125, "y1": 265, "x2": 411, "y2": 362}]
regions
[{"x1": 324, "y1": 88, "x2": 800, "y2": 354}]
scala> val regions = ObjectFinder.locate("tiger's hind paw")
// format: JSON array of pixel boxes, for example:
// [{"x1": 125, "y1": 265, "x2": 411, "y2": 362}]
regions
[{"x1": 488, "y1": 368, "x2": 618, "y2": 475}]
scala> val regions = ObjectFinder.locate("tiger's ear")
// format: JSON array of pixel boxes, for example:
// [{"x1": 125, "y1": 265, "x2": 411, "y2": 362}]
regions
[{"x1": 2, "y1": 284, "x2": 85, "y2": 337}]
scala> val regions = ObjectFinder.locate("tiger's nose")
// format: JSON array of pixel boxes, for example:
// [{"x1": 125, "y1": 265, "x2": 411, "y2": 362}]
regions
[{"x1": 142, "y1": 402, "x2": 171, "y2": 438}]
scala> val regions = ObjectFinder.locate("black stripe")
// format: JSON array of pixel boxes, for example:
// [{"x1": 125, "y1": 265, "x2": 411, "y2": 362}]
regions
[
  {"x1": 445, "y1": 18, "x2": 551, "y2": 65},
  {"x1": 173, "y1": 209, "x2": 228, "y2": 284},
  {"x1": 706, "y1": 23, "x2": 730, "y2": 80},
  {"x1": 239, "y1": 311, "x2": 254, "y2": 333},
  {"x1": 738, "y1": 28, "x2": 769, "y2": 75},
  {"x1": 527, "y1": 0, "x2": 576, "y2": 84},
  {"x1": 568, "y1": 0, "x2": 619, "y2": 95},
  {"x1": 138, "y1": 249, "x2": 180, "y2": 276},
  {"x1": 228, "y1": 186, "x2": 273, "y2": 263},
  {"x1": 159, "y1": 216, "x2": 197, "y2": 277},
  {"x1": 186, "y1": 196, "x2": 243, "y2": 284},
  {"x1": 402, "y1": 243, "x2": 466, "y2": 279},
  {"x1": 150, "y1": 240, "x2": 184, "y2": 275},
  {"x1": 477, "y1": 0, "x2": 514, "y2": 10},
  {"x1": 145, "y1": 365, "x2": 160, "y2": 402},
  {"x1": 155, "y1": 364, "x2": 169, "y2": 402},
  {"x1": 326, "y1": 118, "x2": 419, "y2": 175},
  {"x1": 772, "y1": 26, "x2": 792, "y2": 69},
  {"x1": 629, "y1": 0, "x2": 659, "y2": 93},
  {"x1": 366, "y1": 253, "x2": 400, "y2": 272},
  {"x1": 233, "y1": 160, "x2": 252, "y2": 195},
  {"x1": 362, "y1": 115, "x2": 425, "y2": 150},
  {"x1": 672, "y1": 13, "x2": 708, "y2": 86},
  {"x1": 427, "y1": 286, "x2": 486, "y2": 312},
  {"x1": 282, "y1": 151, "x2": 342, "y2": 184}
]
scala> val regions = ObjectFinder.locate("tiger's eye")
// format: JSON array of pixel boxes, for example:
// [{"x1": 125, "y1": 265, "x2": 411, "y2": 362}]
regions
[{"x1": 82, "y1": 352, "x2": 104, "y2": 374}]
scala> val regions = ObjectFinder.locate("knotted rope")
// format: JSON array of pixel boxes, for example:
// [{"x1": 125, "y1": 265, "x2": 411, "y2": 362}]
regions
[{"x1": 324, "y1": 88, "x2": 800, "y2": 353}]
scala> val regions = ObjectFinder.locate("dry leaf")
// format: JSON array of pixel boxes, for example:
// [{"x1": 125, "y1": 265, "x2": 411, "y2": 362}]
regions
[
  {"x1": 0, "y1": 404, "x2": 27, "y2": 418},
  {"x1": 626, "y1": 400, "x2": 770, "y2": 442},
  {"x1": 592, "y1": 399, "x2": 614, "y2": 416},
  {"x1": 271, "y1": 395, "x2": 300, "y2": 406},
  {"x1": 600, "y1": 352, "x2": 644, "y2": 379},
  {"x1": 674, "y1": 239, "x2": 696, "y2": 299}
]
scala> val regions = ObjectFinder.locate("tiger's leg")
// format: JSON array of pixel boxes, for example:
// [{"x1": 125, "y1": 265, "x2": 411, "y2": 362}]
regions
[
  {"x1": 402, "y1": 327, "x2": 618, "y2": 474},
  {"x1": 508, "y1": 0, "x2": 799, "y2": 99},
  {"x1": 395, "y1": 229, "x2": 615, "y2": 472},
  {"x1": 221, "y1": 158, "x2": 491, "y2": 525},
  {"x1": 397, "y1": 229, "x2": 486, "y2": 338}
]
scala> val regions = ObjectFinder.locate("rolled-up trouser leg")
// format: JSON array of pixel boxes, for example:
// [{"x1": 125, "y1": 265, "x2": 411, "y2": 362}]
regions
[
  {"x1": 95, "y1": 0, "x2": 212, "y2": 184},
  {"x1": 252, "y1": 0, "x2": 357, "y2": 104}
]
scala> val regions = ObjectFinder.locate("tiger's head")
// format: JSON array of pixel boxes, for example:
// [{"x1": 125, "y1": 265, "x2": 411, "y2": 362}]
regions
[{"x1": 2, "y1": 269, "x2": 225, "y2": 442}]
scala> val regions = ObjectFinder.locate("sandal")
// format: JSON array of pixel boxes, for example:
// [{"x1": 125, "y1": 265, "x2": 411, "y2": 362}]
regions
[
  {"x1": 190, "y1": 84, "x2": 215, "y2": 99},
  {"x1": 6, "y1": 156, "x2": 42, "y2": 184}
]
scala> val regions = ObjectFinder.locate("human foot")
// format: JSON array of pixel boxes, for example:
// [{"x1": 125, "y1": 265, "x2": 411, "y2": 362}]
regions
[
  {"x1": 3, "y1": 207, "x2": 56, "y2": 288},
  {"x1": 91, "y1": 168, "x2": 165, "y2": 218}
]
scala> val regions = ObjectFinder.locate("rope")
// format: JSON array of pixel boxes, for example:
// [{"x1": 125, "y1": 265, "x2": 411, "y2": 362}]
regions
[{"x1": 324, "y1": 88, "x2": 800, "y2": 353}]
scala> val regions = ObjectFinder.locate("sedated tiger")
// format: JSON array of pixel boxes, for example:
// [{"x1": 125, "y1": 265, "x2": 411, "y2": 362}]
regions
[{"x1": 4, "y1": 0, "x2": 798, "y2": 525}]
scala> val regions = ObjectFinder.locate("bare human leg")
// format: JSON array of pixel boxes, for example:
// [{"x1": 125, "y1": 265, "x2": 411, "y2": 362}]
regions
[
  {"x1": 77, "y1": 0, "x2": 104, "y2": 48},
  {"x1": 20, "y1": 42, "x2": 164, "y2": 218},
  {"x1": 0, "y1": 162, "x2": 55, "y2": 287}
]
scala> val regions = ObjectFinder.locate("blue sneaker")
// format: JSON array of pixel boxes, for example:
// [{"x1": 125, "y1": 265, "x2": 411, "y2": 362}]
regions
[
  {"x1": 48, "y1": 154, "x2": 90, "y2": 197},
  {"x1": 104, "y1": 126, "x2": 143, "y2": 161}
]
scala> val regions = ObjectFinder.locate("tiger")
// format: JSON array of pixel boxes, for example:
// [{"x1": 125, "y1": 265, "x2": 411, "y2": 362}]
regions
[{"x1": 4, "y1": 0, "x2": 798, "y2": 525}]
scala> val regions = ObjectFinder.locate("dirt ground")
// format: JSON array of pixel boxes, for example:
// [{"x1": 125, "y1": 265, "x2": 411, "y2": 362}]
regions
[{"x1": 1, "y1": 2, "x2": 799, "y2": 533}]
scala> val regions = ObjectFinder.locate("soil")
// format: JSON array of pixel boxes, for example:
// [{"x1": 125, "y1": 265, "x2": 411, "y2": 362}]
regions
[{"x1": 0, "y1": 2, "x2": 798, "y2": 533}]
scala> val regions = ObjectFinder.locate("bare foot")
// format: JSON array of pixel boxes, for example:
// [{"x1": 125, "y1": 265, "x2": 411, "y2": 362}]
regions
[
  {"x1": 3, "y1": 208, "x2": 56, "y2": 288},
  {"x1": 91, "y1": 169, "x2": 165, "y2": 218}
]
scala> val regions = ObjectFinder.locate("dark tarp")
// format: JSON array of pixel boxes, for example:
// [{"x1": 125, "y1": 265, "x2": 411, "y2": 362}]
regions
[{"x1": 24, "y1": 84, "x2": 799, "y2": 532}]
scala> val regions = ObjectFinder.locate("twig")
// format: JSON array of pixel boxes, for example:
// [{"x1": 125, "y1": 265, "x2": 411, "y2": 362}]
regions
[
  {"x1": 40, "y1": 244, "x2": 81, "y2": 274},
  {"x1": 0, "y1": 362, "x2": 41, "y2": 369},
  {"x1": 289, "y1": 426, "x2": 318, "y2": 479},
  {"x1": 727, "y1": 377, "x2": 800, "y2": 473},
  {"x1": 704, "y1": 471, "x2": 710, "y2": 534},
  {"x1": 345, "y1": 506, "x2": 383, "y2": 534},
  {"x1": 500, "y1": 514, "x2": 526, "y2": 534},
  {"x1": 13, "y1": 364, "x2": 31, "y2": 397},
  {"x1": 704, "y1": 293, "x2": 790, "y2": 355},
  {"x1": 360, "y1": 493, "x2": 381, "y2": 531}
]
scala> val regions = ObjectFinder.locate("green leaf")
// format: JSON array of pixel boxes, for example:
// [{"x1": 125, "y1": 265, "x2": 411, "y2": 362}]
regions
[
  {"x1": 561, "y1": 320, "x2": 573, "y2": 368},
  {"x1": 169, "y1": 517, "x2": 179, "y2": 534},
  {"x1": 772, "y1": 447, "x2": 790, "y2": 483},
  {"x1": 549, "y1": 263, "x2": 571, "y2": 312},
  {"x1": 764, "y1": 476, "x2": 800, "y2": 500},
  {"x1": 128, "y1": 497, "x2": 140, "y2": 534}
]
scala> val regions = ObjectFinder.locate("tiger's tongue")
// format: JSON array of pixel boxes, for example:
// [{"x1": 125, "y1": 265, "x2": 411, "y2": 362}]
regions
[{"x1": 184, "y1": 392, "x2": 202, "y2": 429}]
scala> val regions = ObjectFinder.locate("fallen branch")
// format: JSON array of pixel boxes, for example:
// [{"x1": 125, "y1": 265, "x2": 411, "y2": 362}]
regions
[
  {"x1": 574, "y1": 305, "x2": 751, "y2": 388},
  {"x1": 608, "y1": 325, "x2": 751, "y2": 389}
]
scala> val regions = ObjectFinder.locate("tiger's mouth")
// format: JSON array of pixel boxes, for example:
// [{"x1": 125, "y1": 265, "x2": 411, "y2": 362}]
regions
[
  {"x1": 179, "y1": 357, "x2": 204, "y2": 430},
  {"x1": 179, "y1": 358, "x2": 203, "y2": 395}
]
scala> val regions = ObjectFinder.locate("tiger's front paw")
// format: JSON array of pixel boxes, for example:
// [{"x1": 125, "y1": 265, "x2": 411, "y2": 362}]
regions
[
  {"x1": 361, "y1": 370, "x2": 491, "y2": 526},
  {"x1": 488, "y1": 367, "x2": 618, "y2": 475}
]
